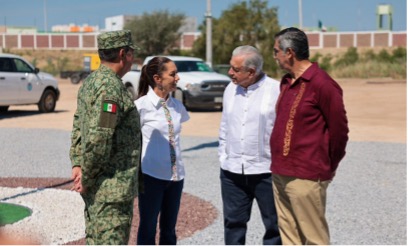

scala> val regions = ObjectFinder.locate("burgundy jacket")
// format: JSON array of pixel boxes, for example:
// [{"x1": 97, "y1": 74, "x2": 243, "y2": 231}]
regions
[{"x1": 270, "y1": 62, "x2": 349, "y2": 181}]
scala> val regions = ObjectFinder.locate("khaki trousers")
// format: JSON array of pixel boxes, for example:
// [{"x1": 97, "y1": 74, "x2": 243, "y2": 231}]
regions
[{"x1": 272, "y1": 174, "x2": 330, "y2": 245}]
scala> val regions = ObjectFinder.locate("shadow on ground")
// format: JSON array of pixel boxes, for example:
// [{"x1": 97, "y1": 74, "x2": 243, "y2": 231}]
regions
[{"x1": 0, "y1": 110, "x2": 68, "y2": 120}]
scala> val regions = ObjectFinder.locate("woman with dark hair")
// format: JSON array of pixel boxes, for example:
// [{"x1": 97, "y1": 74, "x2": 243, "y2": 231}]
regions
[{"x1": 135, "y1": 56, "x2": 190, "y2": 245}]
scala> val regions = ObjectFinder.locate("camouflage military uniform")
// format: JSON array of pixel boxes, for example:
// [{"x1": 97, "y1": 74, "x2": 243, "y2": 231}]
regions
[{"x1": 69, "y1": 30, "x2": 141, "y2": 245}]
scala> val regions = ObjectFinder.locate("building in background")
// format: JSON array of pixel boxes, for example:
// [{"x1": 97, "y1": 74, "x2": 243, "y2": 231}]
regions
[
  {"x1": 104, "y1": 15, "x2": 200, "y2": 50},
  {"x1": 104, "y1": 15, "x2": 198, "y2": 32},
  {"x1": 105, "y1": 15, "x2": 137, "y2": 31},
  {"x1": 0, "y1": 14, "x2": 201, "y2": 50},
  {"x1": 178, "y1": 32, "x2": 201, "y2": 50},
  {"x1": 1, "y1": 4, "x2": 405, "y2": 51},
  {"x1": 52, "y1": 23, "x2": 99, "y2": 33},
  {"x1": 0, "y1": 26, "x2": 37, "y2": 34}
]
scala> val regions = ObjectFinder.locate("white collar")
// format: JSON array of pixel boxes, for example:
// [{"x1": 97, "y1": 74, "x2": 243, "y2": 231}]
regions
[
  {"x1": 247, "y1": 74, "x2": 266, "y2": 91},
  {"x1": 237, "y1": 74, "x2": 267, "y2": 93},
  {"x1": 147, "y1": 87, "x2": 173, "y2": 108}
]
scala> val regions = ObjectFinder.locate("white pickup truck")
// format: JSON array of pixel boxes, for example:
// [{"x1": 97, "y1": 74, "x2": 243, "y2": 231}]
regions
[
  {"x1": 0, "y1": 53, "x2": 59, "y2": 113},
  {"x1": 122, "y1": 56, "x2": 230, "y2": 110}
]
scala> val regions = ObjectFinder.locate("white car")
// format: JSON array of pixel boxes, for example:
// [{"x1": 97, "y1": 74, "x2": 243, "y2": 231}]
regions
[
  {"x1": 122, "y1": 56, "x2": 230, "y2": 110},
  {"x1": 0, "y1": 53, "x2": 60, "y2": 113}
]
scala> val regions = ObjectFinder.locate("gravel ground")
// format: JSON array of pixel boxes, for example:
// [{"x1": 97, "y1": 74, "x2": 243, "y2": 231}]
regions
[
  {"x1": 0, "y1": 128, "x2": 406, "y2": 245},
  {"x1": 1, "y1": 187, "x2": 85, "y2": 244}
]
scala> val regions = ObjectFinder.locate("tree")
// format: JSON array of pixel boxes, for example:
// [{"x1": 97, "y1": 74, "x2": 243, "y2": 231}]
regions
[
  {"x1": 125, "y1": 10, "x2": 185, "y2": 58},
  {"x1": 192, "y1": 0, "x2": 281, "y2": 77}
]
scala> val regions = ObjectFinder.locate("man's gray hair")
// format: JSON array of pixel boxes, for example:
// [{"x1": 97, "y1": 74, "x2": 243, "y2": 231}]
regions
[{"x1": 232, "y1": 45, "x2": 263, "y2": 76}]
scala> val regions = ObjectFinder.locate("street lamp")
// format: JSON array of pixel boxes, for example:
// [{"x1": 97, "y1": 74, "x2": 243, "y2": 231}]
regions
[
  {"x1": 298, "y1": 0, "x2": 303, "y2": 29},
  {"x1": 43, "y1": 0, "x2": 48, "y2": 32},
  {"x1": 205, "y1": 0, "x2": 212, "y2": 67}
]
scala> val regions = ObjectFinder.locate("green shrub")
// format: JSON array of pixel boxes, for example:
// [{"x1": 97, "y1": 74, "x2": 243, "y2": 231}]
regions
[
  {"x1": 168, "y1": 49, "x2": 194, "y2": 57},
  {"x1": 30, "y1": 58, "x2": 37, "y2": 68},
  {"x1": 42, "y1": 58, "x2": 58, "y2": 76},
  {"x1": 310, "y1": 52, "x2": 322, "y2": 62},
  {"x1": 377, "y1": 49, "x2": 392, "y2": 62},
  {"x1": 311, "y1": 52, "x2": 332, "y2": 72},
  {"x1": 56, "y1": 57, "x2": 70, "y2": 73},
  {"x1": 361, "y1": 49, "x2": 377, "y2": 61},
  {"x1": 314, "y1": 47, "x2": 406, "y2": 79},
  {"x1": 334, "y1": 47, "x2": 359, "y2": 67},
  {"x1": 2, "y1": 48, "x2": 11, "y2": 53},
  {"x1": 392, "y1": 47, "x2": 407, "y2": 63},
  {"x1": 320, "y1": 54, "x2": 333, "y2": 72}
]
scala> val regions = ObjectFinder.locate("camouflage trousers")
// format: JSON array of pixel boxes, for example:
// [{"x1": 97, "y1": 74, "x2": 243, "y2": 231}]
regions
[{"x1": 82, "y1": 195, "x2": 134, "y2": 245}]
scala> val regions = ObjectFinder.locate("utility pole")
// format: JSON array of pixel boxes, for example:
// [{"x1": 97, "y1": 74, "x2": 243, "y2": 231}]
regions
[
  {"x1": 298, "y1": 0, "x2": 303, "y2": 29},
  {"x1": 44, "y1": 0, "x2": 48, "y2": 32},
  {"x1": 205, "y1": 0, "x2": 212, "y2": 67}
]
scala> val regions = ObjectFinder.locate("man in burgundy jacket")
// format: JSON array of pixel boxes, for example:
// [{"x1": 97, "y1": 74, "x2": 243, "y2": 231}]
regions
[{"x1": 270, "y1": 27, "x2": 349, "y2": 245}]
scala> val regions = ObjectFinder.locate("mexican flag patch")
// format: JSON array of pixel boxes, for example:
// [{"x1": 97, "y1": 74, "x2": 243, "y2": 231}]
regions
[{"x1": 103, "y1": 102, "x2": 117, "y2": 113}]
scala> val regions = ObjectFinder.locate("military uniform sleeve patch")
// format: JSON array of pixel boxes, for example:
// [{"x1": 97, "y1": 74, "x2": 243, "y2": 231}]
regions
[
  {"x1": 99, "y1": 96, "x2": 118, "y2": 129},
  {"x1": 103, "y1": 102, "x2": 117, "y2": 113}
]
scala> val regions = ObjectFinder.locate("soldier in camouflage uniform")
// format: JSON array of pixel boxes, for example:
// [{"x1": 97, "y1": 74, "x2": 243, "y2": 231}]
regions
[{"x1": 69, "y1": 30, "x2": 142, "y2": 245}]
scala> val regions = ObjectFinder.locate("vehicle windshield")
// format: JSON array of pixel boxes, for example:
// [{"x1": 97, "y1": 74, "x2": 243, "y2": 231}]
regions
[{"x1": 174, "y1": 61, "x2": 213, "y2": 72}]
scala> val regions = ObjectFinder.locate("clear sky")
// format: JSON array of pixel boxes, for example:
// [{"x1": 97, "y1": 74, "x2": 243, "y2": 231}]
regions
[{"x1": 0, "y1": 0, "x2": 406, "y2": 32}]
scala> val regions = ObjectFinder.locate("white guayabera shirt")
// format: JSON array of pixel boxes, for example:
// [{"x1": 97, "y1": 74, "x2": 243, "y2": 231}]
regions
[{"x1": 218, "y1": 75, "x2": 280, "y2": 175}]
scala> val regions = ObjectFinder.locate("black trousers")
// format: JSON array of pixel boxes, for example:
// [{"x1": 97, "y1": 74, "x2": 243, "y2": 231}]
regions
[
  {"x1": 137, "y1": 174, "x2": 184, "y2": 245},
  {"x1": 220, "y1": 169, "x2": 281, "y2": 245}
]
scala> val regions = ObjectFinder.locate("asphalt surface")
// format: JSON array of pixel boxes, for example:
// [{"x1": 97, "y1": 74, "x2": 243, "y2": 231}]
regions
[{"x1": 0, "y1": 128, "x2": 406, "y2": 245}]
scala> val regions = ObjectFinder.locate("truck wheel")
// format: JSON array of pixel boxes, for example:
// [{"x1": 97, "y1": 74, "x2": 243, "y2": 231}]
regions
[
  {"x1": 0, "y1": 106, "x2": 9, "y2": 112},
  {"x1": 38, "y1": 90, "x2": 57, "y2": 113},
  {"x1": 70, "y1": 73, "x2": 81, "y2": 84},
  {"x1": 80, "y1": 73, "x2": 90, "y2": 81}
]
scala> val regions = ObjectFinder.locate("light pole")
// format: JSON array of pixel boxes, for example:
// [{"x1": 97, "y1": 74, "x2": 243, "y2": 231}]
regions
[
  {"x1": 205, "y1": 0, "x2": 212, "y2": 67},
  {"x1": 298, "y1": 0, "x2": 303, "y2": 29},
  {"x1": 43, "y1": 0, "x2": 48, "y2": 32}
]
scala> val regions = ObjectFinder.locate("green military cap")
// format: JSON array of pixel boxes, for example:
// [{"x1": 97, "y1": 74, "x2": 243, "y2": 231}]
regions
[{"x1": 97, "y1": 30, "x2": 139, "y2": 50}]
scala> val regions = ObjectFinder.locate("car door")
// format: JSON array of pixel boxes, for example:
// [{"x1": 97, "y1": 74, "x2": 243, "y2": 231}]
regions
[
  {"x1": 0, "y1": 57, "x2": 21, "y2": 104},
  {"x1": 0, "y1": 57, "x2": 43, "y2": 105},
  {"x1": 12, "y1": 58, "x2": 43, "y2": 104}
]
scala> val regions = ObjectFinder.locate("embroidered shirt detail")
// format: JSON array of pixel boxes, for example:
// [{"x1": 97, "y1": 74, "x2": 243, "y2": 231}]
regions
[{"x1": 283, "y1": 82, "x2": 306, "y2": 156}]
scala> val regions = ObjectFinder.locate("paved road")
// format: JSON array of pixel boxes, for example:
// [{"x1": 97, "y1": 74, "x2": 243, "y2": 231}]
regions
[{"x1": 0, "y1": 128, "x2": 406, "y2": 245}]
